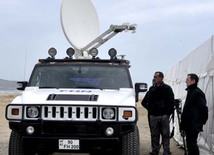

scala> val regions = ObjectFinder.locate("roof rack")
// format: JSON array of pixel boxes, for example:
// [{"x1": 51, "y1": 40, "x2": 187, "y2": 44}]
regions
[{"x1": 38, "y1": 58, "x2": 130, "y2": 66}]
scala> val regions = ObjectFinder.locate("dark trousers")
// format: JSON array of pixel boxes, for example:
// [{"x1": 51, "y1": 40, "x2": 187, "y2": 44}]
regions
[
  {"x1": 186, "y1": 130, "x2": 199, "y2": 155},
  {"x1": 149, "y1": 115, "x2": 170, "y2": 154}
]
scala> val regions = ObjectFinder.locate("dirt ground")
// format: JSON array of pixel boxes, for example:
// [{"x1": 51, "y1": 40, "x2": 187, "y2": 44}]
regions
[{"x1": 0, "y1": 94, "x2": 185, "y2": 155}]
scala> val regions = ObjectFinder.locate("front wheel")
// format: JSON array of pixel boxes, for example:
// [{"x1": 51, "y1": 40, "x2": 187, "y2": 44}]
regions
[
  {"x1": 8, "y1": 131, "x2": 49, "y2": 155},
  {"x1": 121, "y1": 125, "x2": 140, "y2": 155},
  {"x1": 9, "y1": 131, "x2": 24, "y2": 155}
]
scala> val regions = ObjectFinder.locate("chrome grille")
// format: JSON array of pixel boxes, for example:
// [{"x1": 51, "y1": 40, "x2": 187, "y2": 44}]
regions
[{"x1": 42, "y1": 106, "x2": 98, "y2": 121}]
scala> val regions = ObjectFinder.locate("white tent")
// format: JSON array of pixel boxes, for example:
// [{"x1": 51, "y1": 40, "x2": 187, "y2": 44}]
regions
[{"x1": 165, "y1": 35, "x2": 214, "y2": 155}]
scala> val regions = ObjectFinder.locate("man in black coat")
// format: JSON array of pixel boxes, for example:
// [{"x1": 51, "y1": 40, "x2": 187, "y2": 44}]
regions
[
  {"x1": 180, "y1": 73, "x2": 208, "y2": 155},
  {"x1": 142, "y1": 71, "x2": 174, "y2": 155}
]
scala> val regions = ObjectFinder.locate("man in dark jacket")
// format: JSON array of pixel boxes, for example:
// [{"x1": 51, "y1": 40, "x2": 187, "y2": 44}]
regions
[
  {"x1": 142, "y1": 71, "x2": 174, "y2": 155},
  {"x1": 180, "y1": 73, "x2": 208, "y2": 155}
]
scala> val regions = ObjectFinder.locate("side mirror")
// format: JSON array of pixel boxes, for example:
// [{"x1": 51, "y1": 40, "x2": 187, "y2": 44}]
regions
[
  {"x1": 17, "y1": 81, "x2": 28, "y2": 90},
  {"x1": 135, "y1": 83, "x2": 148, "y2": 102}
]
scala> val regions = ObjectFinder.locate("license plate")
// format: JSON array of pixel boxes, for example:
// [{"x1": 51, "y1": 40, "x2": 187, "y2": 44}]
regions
[{"x1": 59, "y1": 139, "x2": 80, "y2": 150}]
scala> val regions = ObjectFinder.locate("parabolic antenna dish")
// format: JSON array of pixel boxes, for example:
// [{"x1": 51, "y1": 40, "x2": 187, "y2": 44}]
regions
[{"x1": 61, "y1": 0, "x2": 99, "y2": 50}]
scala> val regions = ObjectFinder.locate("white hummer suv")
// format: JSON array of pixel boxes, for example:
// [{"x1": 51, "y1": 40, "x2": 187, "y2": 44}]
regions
[{"x1": 6, "y1": 47, "x2": 147, "y2": 155}]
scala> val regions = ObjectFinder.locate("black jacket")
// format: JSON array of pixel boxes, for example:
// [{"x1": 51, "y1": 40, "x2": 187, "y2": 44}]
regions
[
  {"x1": 180, "y1": 84, "x2": 208, "y2": 132},
  {"x1": 141, "y1": 82, "x2": 174, "y2": 116}
]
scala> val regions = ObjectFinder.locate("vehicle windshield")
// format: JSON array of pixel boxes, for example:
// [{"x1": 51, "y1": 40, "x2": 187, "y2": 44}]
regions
[{"x1": 28, "y1": 64, "x2": 132, "y2": 89}]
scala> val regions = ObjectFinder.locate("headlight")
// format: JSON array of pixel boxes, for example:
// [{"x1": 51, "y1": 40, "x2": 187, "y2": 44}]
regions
[
  {"x1": 27, "y1": 106, "x2": 39, "y2": 118},
  {"x1": 102, "y1": 108, "x2": 115, "y2": 120}
]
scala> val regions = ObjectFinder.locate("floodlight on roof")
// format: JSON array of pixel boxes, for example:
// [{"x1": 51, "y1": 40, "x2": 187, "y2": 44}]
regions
[
  {"x1": 66, "y1": 47, "x2": 75, "y2": 58},
  {"x1": 89, "y1": 48, "x2": 98, "y2": 59},
  {"x1": 108, "y1": 48, "x2": 117, "y2": 59},
  {"x1": 48, "y1": 48, "x2": 57, "y2": 58}
]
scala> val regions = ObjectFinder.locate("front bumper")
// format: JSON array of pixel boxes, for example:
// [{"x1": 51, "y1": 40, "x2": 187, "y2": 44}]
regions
[
  {"x1": 23, "y1": 136, "x2": 119, "y2": 154},
  {"x1": 10, "y1": 121, "x2": 135, "y2": 153}
]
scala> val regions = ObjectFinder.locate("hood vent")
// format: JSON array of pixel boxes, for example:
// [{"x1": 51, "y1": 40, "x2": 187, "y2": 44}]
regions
[{"x1": 47, "y1": 94, "x2": 98, "y2": 101}]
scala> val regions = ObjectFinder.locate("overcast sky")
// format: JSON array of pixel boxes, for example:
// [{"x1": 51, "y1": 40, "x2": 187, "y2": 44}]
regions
[{"x1": 0, "y1": 0, "x2": 214, "y2": 85}]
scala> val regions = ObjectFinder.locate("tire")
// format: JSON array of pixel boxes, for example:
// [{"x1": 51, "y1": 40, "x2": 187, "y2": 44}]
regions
[
  {"x1": 8, "y1": 131, "x2": 44, "y2": 155},
  {"x1": 121, "y1": 125, "x2": 140, "y2": 155},
  {"x1": 9, "y1": 131, "x2": 24, "y2": 155}
]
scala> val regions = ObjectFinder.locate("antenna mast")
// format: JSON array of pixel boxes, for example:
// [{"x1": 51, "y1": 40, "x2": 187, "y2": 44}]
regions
[{"x1": 79, "y1": 23, "x2": 136, "y2": 57}]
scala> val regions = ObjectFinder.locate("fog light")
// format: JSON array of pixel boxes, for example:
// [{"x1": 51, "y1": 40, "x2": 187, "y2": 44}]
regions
[
  {"x1": 105, "y1": 127, "x2": 114, "y2": 136},
  {"x1": 26, "y1": 126, "x2": 35, "y2": 135}
]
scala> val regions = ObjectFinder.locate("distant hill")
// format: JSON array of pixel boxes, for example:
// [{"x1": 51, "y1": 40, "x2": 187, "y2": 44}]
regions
[{"x1": 0, "y1": 79, "x2": 17, "y2": 90}]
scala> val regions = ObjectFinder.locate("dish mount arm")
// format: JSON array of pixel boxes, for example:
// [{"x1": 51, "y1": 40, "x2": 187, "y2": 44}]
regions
[{"x1": 75, "y1": 23, "x2": 136, "y2": 58}]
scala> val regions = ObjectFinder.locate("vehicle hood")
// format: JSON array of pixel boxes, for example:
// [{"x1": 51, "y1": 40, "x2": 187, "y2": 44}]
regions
[{"x1": 12, "y1": 87, "x2": 135, "y2": 106}]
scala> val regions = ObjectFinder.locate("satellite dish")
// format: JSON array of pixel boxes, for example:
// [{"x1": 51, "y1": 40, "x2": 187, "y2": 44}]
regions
[{"x1": 61, "y1": 0, "x2": 99, "y2": 51}]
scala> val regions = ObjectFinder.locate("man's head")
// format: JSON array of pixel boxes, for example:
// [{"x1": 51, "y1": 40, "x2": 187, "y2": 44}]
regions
[
  {"x1": 186, "y1": 73, "x2": 199, "y2": 87},
  {"x1": 153, "y1": 71, "x2": 164, "y2": 85}
]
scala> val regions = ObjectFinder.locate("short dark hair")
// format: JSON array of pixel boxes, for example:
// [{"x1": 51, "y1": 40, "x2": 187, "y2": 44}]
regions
[
  {"x1": 155, "y1": 71, "x2": 164, "y2": 79},
  {"x1": 188, "y1": 73, "x2": 199, "y2": 84}
]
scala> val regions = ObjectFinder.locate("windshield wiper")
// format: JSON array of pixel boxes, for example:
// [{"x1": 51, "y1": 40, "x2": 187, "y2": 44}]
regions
[
  {"x1": 39, "y1": 86, "x2": 58, "y2": 89},
  {"x1": 74, "y1": 86, "x2": 102, "y2": 90}
]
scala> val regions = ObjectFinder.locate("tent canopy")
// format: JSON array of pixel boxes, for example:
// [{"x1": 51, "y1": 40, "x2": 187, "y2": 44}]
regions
[{"x1": 165, "y1": 35, "x2": 214, "y2": 155}]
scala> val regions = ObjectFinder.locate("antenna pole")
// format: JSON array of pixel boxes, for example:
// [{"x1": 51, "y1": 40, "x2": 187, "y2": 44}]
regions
[{"x1": 23, "y1": 50, "x2": 27, "y2": 80}]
